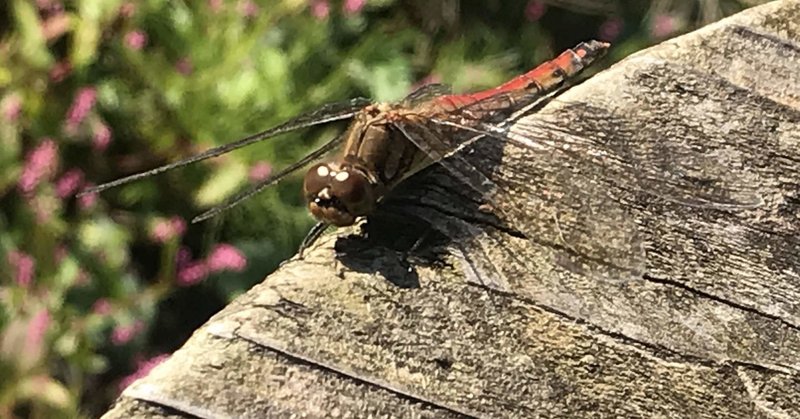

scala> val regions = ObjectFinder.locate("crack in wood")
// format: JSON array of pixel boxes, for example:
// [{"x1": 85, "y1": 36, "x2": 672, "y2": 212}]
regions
[
  {"x1": 643, "y1": 274, "x2": 800, "y2": 333},
  {"x1": 233, "y1": 331, "x2": 480, "y2": 418}
]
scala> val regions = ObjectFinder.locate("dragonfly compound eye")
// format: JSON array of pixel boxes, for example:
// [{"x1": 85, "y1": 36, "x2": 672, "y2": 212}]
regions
[
  {"x1": 303, "y1": 163, "x2": 333, "y2": 198},
  {"x1": 330, "y1": 169, "x2": 369, "y2": 210}
]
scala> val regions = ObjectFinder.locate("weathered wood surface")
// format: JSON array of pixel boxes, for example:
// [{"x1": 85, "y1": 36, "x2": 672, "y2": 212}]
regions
[{"x1": 103, "y1": 1, "x2": 800, "y2": 418}]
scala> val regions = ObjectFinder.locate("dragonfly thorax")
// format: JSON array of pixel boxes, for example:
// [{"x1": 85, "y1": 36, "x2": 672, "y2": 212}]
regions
[{"x1": 303, "y1": 162, "x2": 377, "y2": 227}]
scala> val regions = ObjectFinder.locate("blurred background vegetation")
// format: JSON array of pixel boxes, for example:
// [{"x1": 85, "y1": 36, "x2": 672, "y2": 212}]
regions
[{"x1": 0, "y1": 0, "x2": 772, "y2": 417}]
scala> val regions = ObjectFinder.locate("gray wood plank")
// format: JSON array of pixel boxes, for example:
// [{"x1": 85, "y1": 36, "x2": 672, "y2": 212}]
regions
[{"x1": 102, "y1": 1, "x2": 800, "y2": 417}]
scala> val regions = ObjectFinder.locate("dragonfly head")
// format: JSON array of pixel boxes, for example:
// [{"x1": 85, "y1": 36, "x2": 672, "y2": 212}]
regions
[{"x1": 303, "y1": 163, "x2": 375, "y2": 227}]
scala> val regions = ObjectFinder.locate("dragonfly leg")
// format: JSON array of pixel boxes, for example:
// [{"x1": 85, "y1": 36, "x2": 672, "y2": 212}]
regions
[
  {"x1": 298, "y1": 221, "x2": 330, "y2": 258},
  {"x1": 398, "y1": 228, "x2": 433, "y2": 274}
]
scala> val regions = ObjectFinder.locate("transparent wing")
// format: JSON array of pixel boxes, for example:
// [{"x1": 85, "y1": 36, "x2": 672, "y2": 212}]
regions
[
  {"x1": 402, "y1": 83, "x2": 453, "y2": 107},
  {"x1": 394, "y1": 115, "x2": 647, "y2": 284},
  {"x1": 497, "y1": 102, "x2": 764, "y2": 210},
  {"x1": 392, "y1": 118, "x2": 498, "y2": 198},
  {"x1": 81, "y1": 97, "x2": 371, "y2": 195},
  {"x1": 191, "y1": 132, "x2": 345, "y2": 223},
  {"x1": 393, "y1": 99, "x2": 764, "y2": 283}
]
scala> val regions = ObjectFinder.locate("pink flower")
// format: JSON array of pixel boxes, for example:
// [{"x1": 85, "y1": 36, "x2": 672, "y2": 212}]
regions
[
  {"x1": 37, "y1": 0, "x2": 63, "y2": 14},
  {"x1": 42, "y1": 12, "x2": 70, "y2": 41},
  {"x1": 208, "y1": 0, "x2": 223, "y2": 13},
  {"x1": 119, "y1": 354, "x2": 170, "y2": 391},
  {"x1": 36, "y1": 0, "x2": 60, "y2": 10},
  {"x1": 237, "y1": 0, "x2": 259, "y2": 17},
  {"x1": 55, "y1": 168, "x2": 84, "y2": 198},
  {"x1": 343, "y1": 0, "x2": 365, "y2": 15},
  {"x1": 92, "y1": 122, "x2": 112, "y2": 152},
  {"x1": 74, "y1": 268, "x2": 91, "y2": 286},
  {"x1": 170, "y1": 217, "x2": 187, "y2": 236},
  {"x1": 78, "y1": 183, "x2": 98, "y2": 210},
  {"x1": 92, "y1": 298, "x2": 113, "y2": 316},
  {"x1": 2, "y1": 94, "x2": 22, "y2": 122},
  {"x1": 49, "y1": 60, "x2": 72, "y2": 82},
  {"x1": 25, "y1": 309, "x2": 51, "y2": 353},
  {"x1": 651, "y1": 14, "x2": 678, "y2": 39},
  {"x1": 176, "y1": 246, "x2": 193, "y2": 269},
  {"x1": 175, "y1": 57, "x2": 193, "y2": 75},
  {"x1": 177, "y1": 261, "x2": 208, "y2": 286},
  {"x1": 149, "y1": 216, "x2": 187, "y2": 243},
  {"x1": 7, "y1": 250, "x2": 35, "y2": 287},
  {"x1": 64, "y1": 87, "x2": 97, "y2": 131},
  {"x1": 124, "y1": 30, "x2": 147, "y2": 50},
  {"x1": 18, "y1": 139, "x2": 59, "y2": 195},
  {"x1": 248, "y1": 161, "x2": 272, "y2": 182},
  {"x1": 149, "y1": 219, "x2": 172, "y2": 242},
  {"x1": 119, "y1": 2, "x2": 136, "y2": 18},
  {"x1": 206, "y1": 243, "x2": 247, "y2": 273},
  {"x1": 598, "y1": 17, "x2": 623, "y2": 42},
  {"x1": 524, "y1": 0, "x2": 547, "y2": 22},
  {"x1": 111, "y1": 320, "x2": 145, "y2": 345},
  {"x1": 310, "y1": 0, "x2": 330, "y2": 20},
  {"x1": 53, "y1": 244, "x2": 67, "y2": 263}
]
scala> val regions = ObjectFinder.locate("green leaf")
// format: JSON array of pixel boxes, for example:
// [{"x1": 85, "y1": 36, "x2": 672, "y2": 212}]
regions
[
  {"x1": 17, "y1": 375, "x2": 75, "y2": 411},
  {"x1": 369, "y1": 61, "x2": 412, "y2": 102},
  {"x1": 12, "y1": 0, "x2": 53, "y2": 69},
  {"x1": 54, "y1": 256, "x2": 81, "y2": 292},
  {"x1": 194, "y1": 160, "x2": 248, "y2": 206},
  {"x1": 346, "y1": 57, "x2": 412, "y2": 102},
  {"x1": 72, "y1": 0, "x2": 124, "y2": 68},
  {"x1": 77, "y1": 218, "x2": 132, "y2": 269}
]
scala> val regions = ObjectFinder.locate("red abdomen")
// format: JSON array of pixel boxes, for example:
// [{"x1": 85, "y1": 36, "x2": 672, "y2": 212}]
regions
[{"x1": 435, "y1": 40, "x2": 610, "y2": 110}]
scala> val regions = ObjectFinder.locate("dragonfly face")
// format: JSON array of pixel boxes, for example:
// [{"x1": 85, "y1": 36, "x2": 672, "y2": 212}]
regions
[{"x1": 303, "y1": 162, "x2": 375, "y2": 227}]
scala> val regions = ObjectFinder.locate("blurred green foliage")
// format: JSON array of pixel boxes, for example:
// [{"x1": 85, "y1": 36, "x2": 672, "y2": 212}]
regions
[{"x1": 0, "y1": 0, "x2": 769, "y2": 416}]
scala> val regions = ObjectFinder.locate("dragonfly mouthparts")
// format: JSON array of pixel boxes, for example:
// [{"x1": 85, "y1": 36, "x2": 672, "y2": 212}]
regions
[
  {"x1": 308, "y1": 195, "x2": 357, "y2": 227},
  {"x1": 312, "y1": 194, "x2": 341, "y2": 210}
]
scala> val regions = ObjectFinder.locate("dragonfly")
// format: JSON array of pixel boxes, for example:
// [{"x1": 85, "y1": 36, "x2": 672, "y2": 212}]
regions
[
  {"x1": 84, "y1": 41, "x2": 609, "y2": 234},
  {"x1": 83, "y1": 40, "x2": 763, "y2": 284}
]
